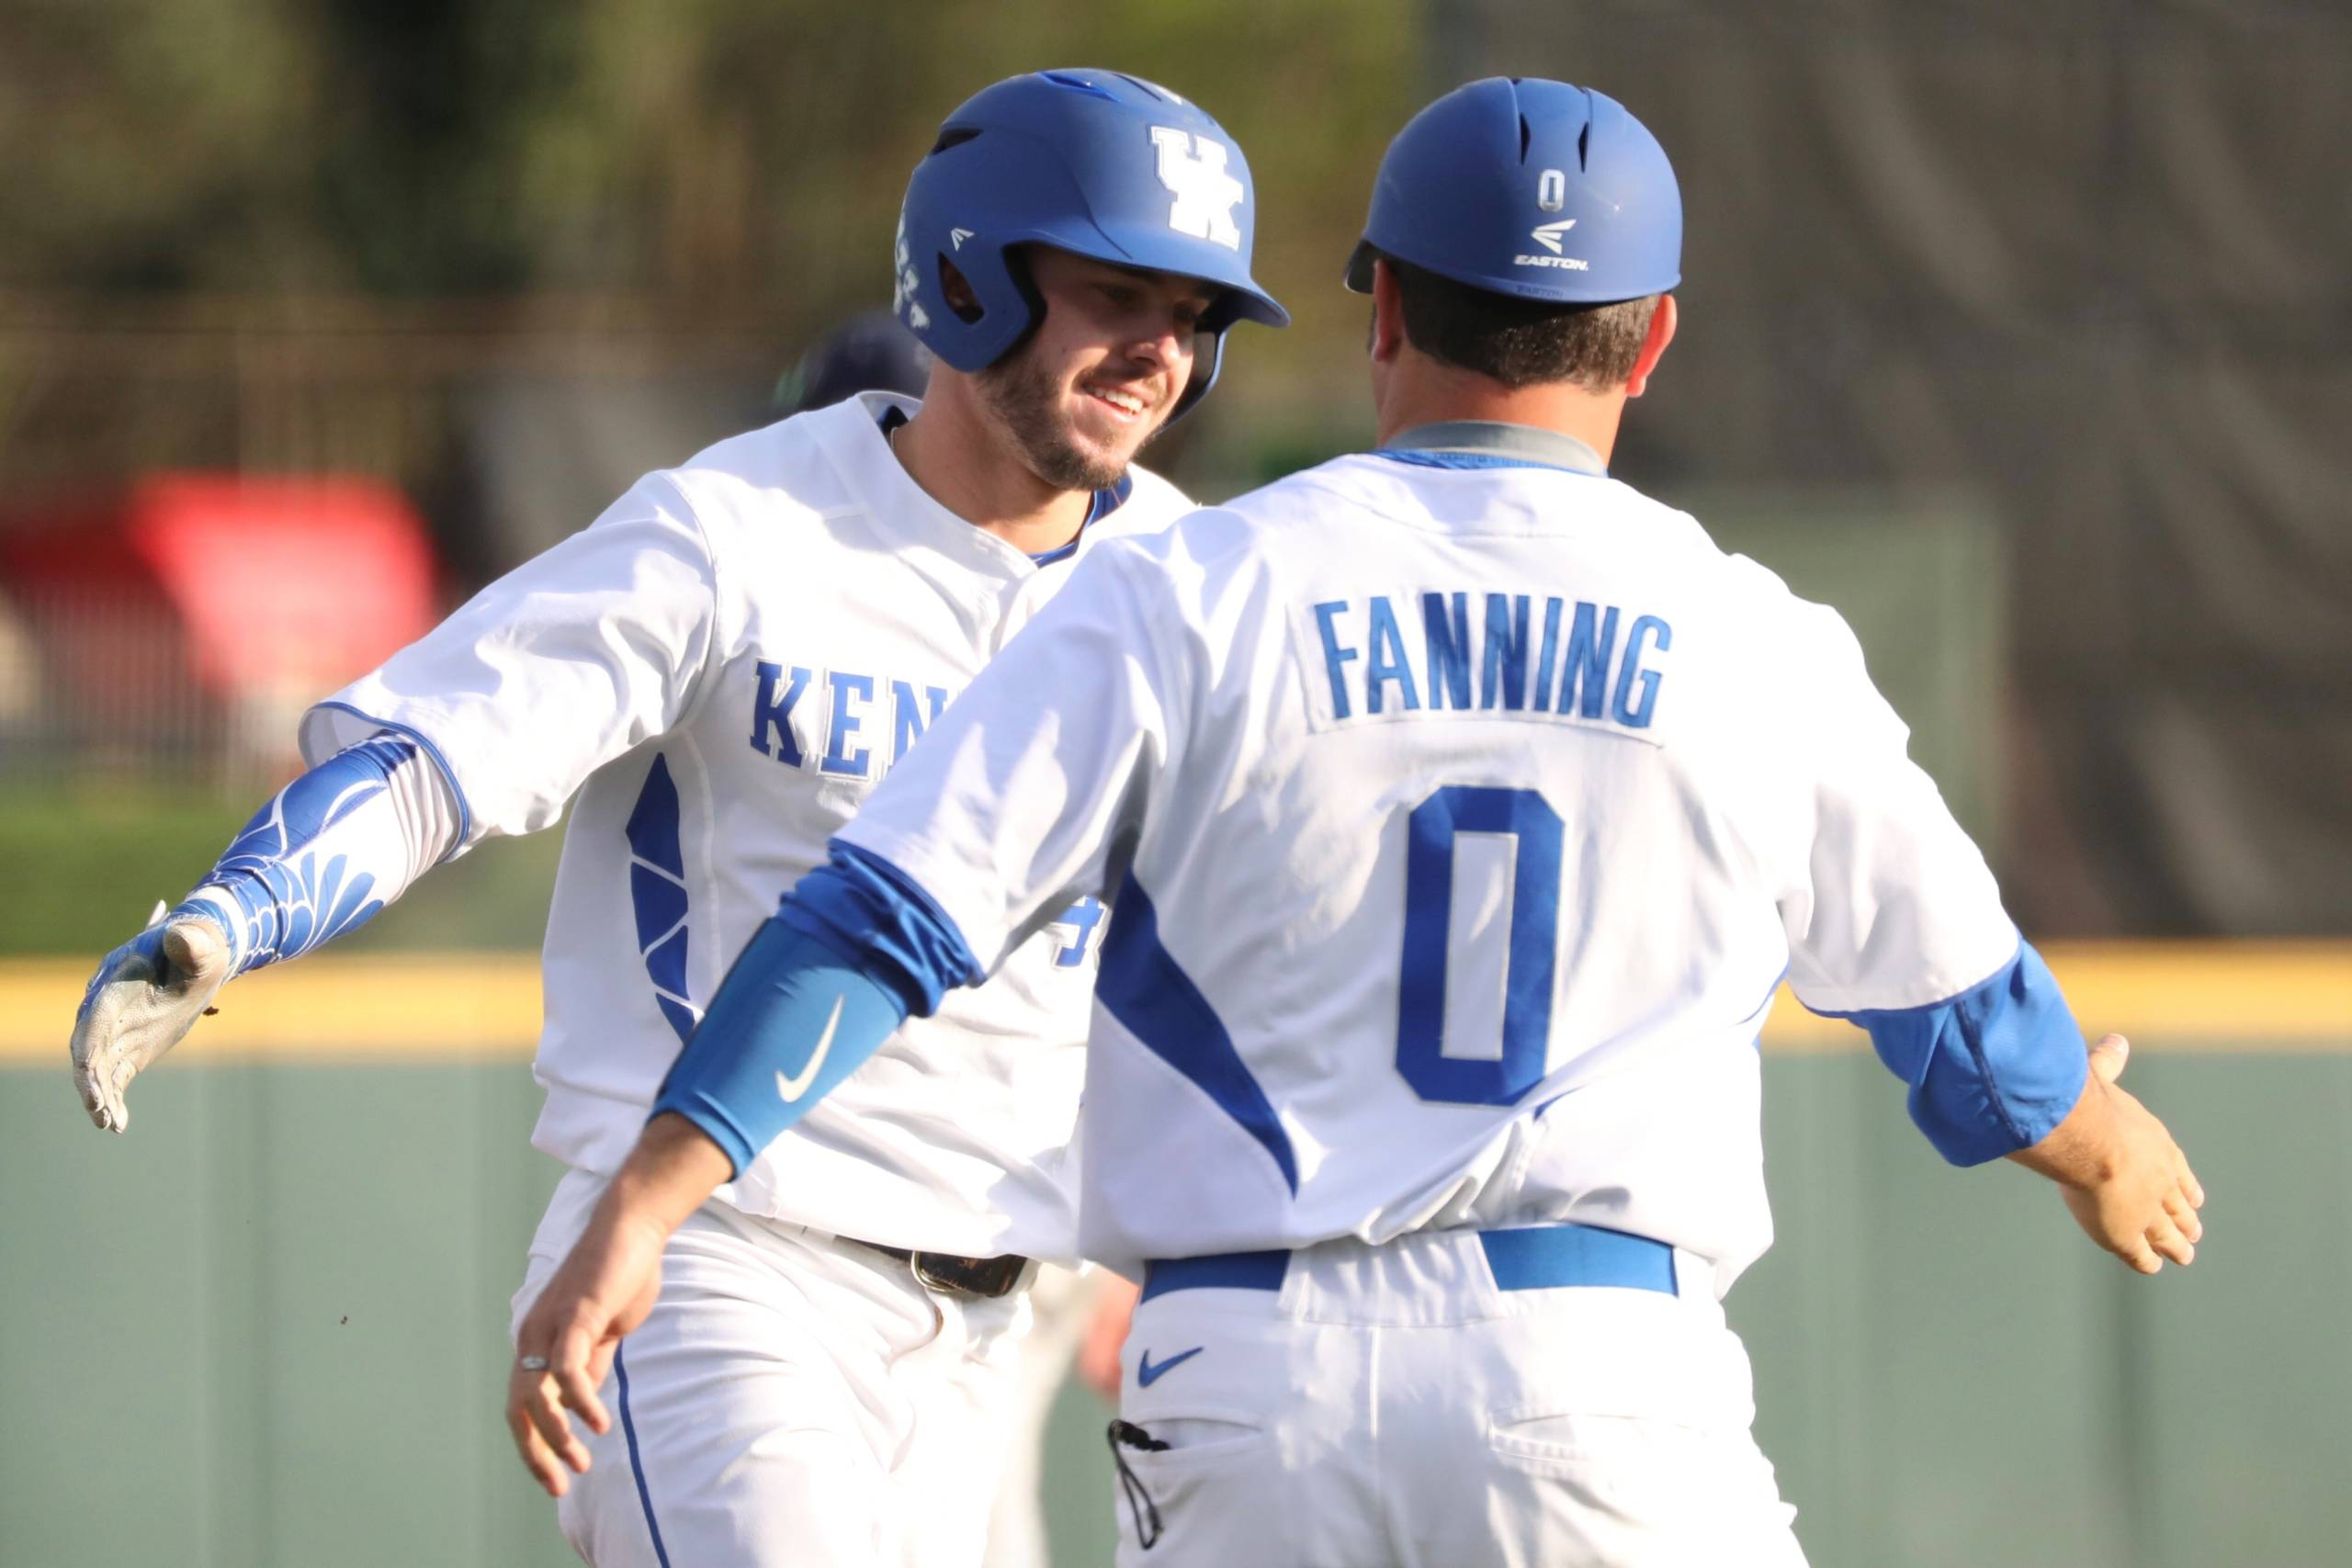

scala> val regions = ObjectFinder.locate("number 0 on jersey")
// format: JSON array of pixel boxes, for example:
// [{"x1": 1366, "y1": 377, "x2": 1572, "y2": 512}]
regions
[{"x1": 1396, "y1": 785, "x2": 1562, "y2": 1106}]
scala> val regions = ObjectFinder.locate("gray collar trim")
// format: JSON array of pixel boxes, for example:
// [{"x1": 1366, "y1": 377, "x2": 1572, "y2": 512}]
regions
[{"x1": 1380, "y1": 421, "x2": 1608, "y2": 476}]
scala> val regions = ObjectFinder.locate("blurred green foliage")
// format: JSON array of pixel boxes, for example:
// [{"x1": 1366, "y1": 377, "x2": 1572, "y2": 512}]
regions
[
  {"x1": 1, "y1": 1, "x2": 1417, "y2": 385},
  {"x1": 0, "y1": 784, "x2": 560, "y2": 956}
]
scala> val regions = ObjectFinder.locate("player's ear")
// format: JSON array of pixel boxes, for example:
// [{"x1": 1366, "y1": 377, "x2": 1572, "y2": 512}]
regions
[
  {"x1": 1624, "y1": 293, "x2": 1677, "y2": 400},
  {"x1": 1368, "y1": 258, "x2": 1410, "y2": 365}
]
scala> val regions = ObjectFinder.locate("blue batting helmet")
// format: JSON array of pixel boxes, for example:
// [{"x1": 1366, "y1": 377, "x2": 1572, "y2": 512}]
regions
[
  {"x1": 893, "y1": 69, "x2": 1288, "y2": 423},
  {"x1": 1344, "y1": 77, "x2": 1680, "y2": 306}
]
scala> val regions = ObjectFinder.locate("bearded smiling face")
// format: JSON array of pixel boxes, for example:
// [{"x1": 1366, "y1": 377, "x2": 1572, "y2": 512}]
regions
[{"x1": 970, "y1": 247, "x2": 1220, "y2": 491}]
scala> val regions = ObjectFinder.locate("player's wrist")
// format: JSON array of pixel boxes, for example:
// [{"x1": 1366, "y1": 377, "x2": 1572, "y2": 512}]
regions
[
  {"x1": 610, "y1": 1112, "x2": 734, "y2": 1233},
  {"x1": 170, "y1": 893, "x2": 244, "y2": 971},
  {"x1": 2007, "y1": 1069, "x2": 2120, "y2": 1190}
]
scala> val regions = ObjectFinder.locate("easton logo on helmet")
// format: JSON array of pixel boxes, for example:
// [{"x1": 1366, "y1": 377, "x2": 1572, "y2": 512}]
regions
[
  {"x1": 1528, "y1": 220, "x2": 1578, "y2": 254},
  {"x1": 1517, "y1": 220, "x2": 1589, "y2": 270},
  {"x1": 1149, "y1": 128, "x2": 1245, "y2": 250}
]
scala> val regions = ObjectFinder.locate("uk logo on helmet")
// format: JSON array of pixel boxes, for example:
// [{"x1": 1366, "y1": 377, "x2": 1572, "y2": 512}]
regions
[{"x1": 1149, "y1": 128, "x2": 1245, "y2": 250}]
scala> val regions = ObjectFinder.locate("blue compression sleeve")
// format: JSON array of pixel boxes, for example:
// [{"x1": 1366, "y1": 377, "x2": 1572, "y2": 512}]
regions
[
  {"x1": 187, "y1": 733, "x2": 432, "y2": 976},
  {"x1": 651, "y1": 918, "x2": 908, "y2": 1177},
  {"x1": 1822, "y1": 940, "x2": 2090, "y2": 1166},
  {"x1": 651, "y1": 845, "x2": 982, "y2": 1176}
]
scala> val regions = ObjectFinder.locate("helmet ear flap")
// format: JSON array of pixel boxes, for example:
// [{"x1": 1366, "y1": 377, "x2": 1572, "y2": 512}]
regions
[
  {"x1": 1167, "y1": 323, "x2": 1227, "y2": 425},
  {"x1": 995, "y1": 244, "x2": 1047, "y2": 364},
  {"x1": 932, "y1": 244, "x2": 1047, "y2": 355},
  {"x1": 899, "y1": 164, "x2": 1042, "y2": 372}
]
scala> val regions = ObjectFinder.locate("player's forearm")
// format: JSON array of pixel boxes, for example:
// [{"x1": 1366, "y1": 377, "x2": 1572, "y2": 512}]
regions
[
  {"x1": 181, "y1": 733, "x2": 458, "y2": 976},
  {"x1": 605, "y1": 1112, "x2": 739, "y2": 1235}
]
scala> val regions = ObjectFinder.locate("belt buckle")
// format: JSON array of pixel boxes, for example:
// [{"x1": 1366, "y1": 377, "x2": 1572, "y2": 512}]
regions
[{"x1": 910, "y1": 1250, "x2": 1029, "y2": 1299}]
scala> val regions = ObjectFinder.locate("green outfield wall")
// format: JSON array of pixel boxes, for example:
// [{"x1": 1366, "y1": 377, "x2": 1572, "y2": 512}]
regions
[{"x1": 3, "y1": 950, "x2": 2346, "y2": 1567}]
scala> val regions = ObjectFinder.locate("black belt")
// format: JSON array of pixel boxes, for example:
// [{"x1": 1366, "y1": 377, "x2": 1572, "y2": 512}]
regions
[{"x1": 854, "y1": 1241, "x2": 1033, "y2": 1299}]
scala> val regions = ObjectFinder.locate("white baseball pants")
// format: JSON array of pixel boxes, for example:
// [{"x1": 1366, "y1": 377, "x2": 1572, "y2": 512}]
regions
[
  {"x1": 1109, "y1": 1227, "x2": 1807, "y2": 1568},
  {"x1": 511, "y1": 1168, "x2": 1030, "y2": 1568}
]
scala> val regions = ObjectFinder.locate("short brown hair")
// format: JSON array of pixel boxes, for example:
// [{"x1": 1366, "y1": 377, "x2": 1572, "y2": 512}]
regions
[{"x1": 1386, "y1": 255, "x2": 1658, "y2": 392}]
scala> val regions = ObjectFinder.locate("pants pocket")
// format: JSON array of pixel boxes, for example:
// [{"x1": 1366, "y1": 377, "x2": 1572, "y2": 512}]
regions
[
  {"x1": 1483, "y1": 1410, "x2": 1806, "y2": 1566},
  {"x1": 1109, "y1": 1409, "x2": 1278, "y2": 1564}
]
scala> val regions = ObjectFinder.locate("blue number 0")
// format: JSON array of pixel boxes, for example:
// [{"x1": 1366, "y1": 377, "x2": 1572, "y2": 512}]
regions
[{"x1": 1396, "y1": 785, "x2": 1562, "y2": 1105}]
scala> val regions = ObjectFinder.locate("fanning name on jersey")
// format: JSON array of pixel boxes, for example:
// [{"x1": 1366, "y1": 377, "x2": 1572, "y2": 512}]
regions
[{"x1": 1302, "y1": 591, "x2": 1671, "y2": 733}]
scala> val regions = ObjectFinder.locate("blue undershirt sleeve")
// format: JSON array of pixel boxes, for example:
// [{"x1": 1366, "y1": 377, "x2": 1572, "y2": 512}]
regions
[
  {"x1": 650, "y1": 841, "x2": 982, "y2": 1177},
  {"x1": 1819, "y1": 939, "x2": 2091, "y2": 1167}
]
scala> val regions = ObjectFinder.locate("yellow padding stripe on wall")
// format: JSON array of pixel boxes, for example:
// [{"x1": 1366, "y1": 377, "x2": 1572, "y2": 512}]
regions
[
  {"x1": 0, "y1": 943, "x2": 2346, "y2": 1065},
  {"x1": 1758, "y1": 942, "x2": 2352, "y2": 1054},
  {"x1": 0, "y1": 954, "x2": 542, "y2": 1063}
]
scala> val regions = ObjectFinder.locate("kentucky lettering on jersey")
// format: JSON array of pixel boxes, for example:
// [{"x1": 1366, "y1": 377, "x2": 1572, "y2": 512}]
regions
[
  {"x1": 1302, "y1": 591, "x2": 1669, "y2": 731},
  {"x1": 751, "y1": 661, "x2": 953, "y2": 780}
]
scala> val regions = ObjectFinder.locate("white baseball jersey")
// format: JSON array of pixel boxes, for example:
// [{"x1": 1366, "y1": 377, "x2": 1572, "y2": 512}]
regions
[
  {"x1": 300, "y1": 392, "x2": 1193, "y2": 1261},
  {"x1": 839, "y1": 434, "x2": 2044, "y2": 1289}
]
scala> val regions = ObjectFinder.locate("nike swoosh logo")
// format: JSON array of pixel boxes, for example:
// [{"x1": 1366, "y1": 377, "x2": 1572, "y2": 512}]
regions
[
  {"x1": 1136, "y1": 1347, "x2": 1204, "y2": 1387},
  {"x1": 775, "y1": 996, "x2": 843, "y2": 1103}
]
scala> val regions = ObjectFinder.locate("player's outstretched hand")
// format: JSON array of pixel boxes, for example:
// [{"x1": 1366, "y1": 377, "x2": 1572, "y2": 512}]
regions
[
  {"x1": 505, "y1": 1113, "x2": 732, "y2": 1497},
  {"x1": 68, "y1": 904, "x2": 233, "y2": 1133},
  {"x1": 2009, "y1": 1034, "x2": 2205, "y2": 1274}
]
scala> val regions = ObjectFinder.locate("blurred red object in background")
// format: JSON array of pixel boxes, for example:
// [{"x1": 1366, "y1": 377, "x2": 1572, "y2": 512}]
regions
[{"x1": 0, "y1": 474, "x2": 440, "y2": 773}]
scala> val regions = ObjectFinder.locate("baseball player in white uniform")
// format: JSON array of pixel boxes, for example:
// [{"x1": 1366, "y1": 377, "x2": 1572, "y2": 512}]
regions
[
  {"x1": 65, "y1": 68, "x2": 1285, "y2": 1568},
  {"x1": 770, "y1": 308, "x2": 1144, "y2": 1568},
  {"x1": 509, "y1": 78, "x2": 2205, "y2": 1567}
]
